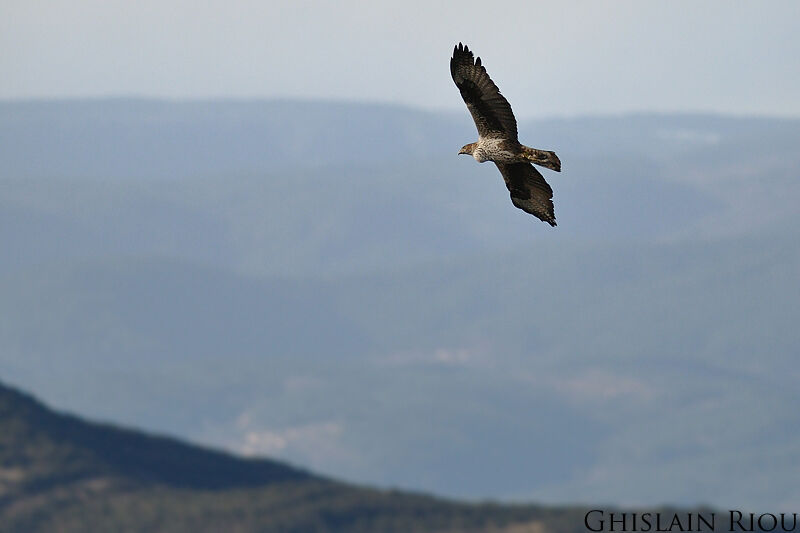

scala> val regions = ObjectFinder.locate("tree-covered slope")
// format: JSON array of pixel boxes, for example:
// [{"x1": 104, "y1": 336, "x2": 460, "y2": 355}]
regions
[{"x1": 0, "y1": 380, "x2": 579, "y2": 532}]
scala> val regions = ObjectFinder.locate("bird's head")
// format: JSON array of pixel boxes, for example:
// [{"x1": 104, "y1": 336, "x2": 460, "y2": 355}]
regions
[{"x1": 458, "y1": 142, "x2": 477, "y2": 155}]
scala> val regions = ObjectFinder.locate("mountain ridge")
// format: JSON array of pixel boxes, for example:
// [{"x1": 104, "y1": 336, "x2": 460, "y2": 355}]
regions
[
  {"x1": 0, "y1": 379, "x2": 756, "y2": 533},
  {"x1": 0, "y1": 379, "x2": 315, "y2": 494},
  {"x1": 0, "y1": 378, "x2": 579, "y2": 532}
]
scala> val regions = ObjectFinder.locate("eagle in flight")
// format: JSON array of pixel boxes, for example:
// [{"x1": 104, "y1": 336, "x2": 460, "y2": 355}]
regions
[{"x1": 451, "y1": 43, "x2": 561, "y2": 226}]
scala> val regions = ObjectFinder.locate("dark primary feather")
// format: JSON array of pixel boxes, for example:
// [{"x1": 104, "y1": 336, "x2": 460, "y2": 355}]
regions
[
  {"x1": 495, "y1": 162, "x2": 556, "y2": 226},
  {"x1": 450, "y1": 43, "x2": 518, "y2": 140}
]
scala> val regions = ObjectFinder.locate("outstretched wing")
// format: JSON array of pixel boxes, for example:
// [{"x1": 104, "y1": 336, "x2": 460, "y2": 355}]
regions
[
  {"x1": 450, "y1": 43, "x2": 518, "y2": 140},
  {"x1": 495, "y1": 162, "x2": 556, "y2": 226}
]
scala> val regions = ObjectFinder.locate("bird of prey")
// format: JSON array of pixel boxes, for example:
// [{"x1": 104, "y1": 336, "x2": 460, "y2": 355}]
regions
[{"x1": 451, "y1": 42, "x2": 562, "y2": 226}]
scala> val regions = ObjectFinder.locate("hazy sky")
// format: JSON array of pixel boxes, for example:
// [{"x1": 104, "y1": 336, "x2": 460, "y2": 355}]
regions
[{"x1": 2, "y1": 0, "x2": 799, "y2": 118}]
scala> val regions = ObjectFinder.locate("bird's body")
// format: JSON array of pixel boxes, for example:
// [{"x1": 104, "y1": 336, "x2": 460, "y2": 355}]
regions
[
  {"x1": 451, "y1": 43, "x2": 562, "y2": 226},
  {"x1": 465, "y1": 138, "x2": 560, "y2": 168},
  {"x1": 467, "y1": 138, "x2": 518, "y2": 163}
]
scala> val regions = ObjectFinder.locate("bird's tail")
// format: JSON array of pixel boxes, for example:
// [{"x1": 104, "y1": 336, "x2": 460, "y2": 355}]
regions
[{"x1": 522, "y1": 146, "x2": 561, "y2": 172}]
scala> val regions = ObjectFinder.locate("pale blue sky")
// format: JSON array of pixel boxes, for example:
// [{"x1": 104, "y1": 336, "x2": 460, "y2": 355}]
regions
[{"x1": 2, "y1": 0, "x2": 799, "y2": 117}]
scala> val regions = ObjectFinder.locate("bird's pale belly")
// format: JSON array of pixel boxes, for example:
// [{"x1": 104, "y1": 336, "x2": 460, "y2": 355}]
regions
[{"x1": 473, "y1": 138, "x2": 520, "y2": 163}]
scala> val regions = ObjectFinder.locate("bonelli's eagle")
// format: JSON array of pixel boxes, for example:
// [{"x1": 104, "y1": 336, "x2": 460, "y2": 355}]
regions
[{"x1": 451, "y1": 43, "x2": 561, "y2": 226}]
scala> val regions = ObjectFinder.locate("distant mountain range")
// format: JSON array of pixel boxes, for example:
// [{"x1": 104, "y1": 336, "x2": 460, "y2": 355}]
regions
[
  {"x1": 1, "y1": 99, "x2": 799, "y2": 508},
  {"x1": 3, "y1": 98, "x2": 799, "y2": 181}
]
